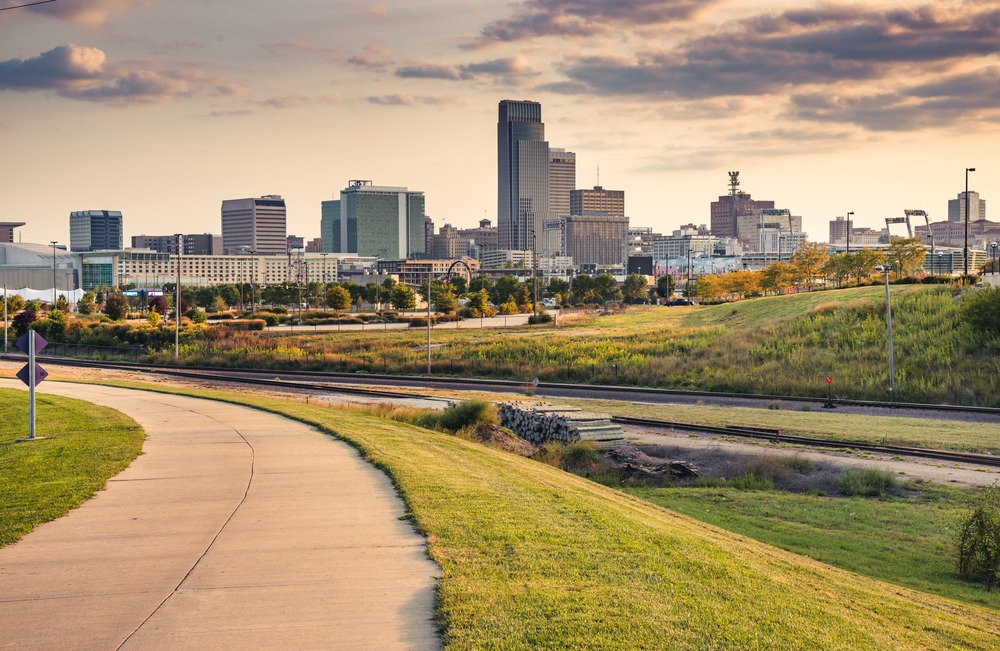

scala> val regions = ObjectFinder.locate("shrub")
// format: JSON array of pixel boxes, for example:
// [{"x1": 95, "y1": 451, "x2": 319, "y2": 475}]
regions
[
  {"x1": 185, "y1": 308, "x2": 207, "y2": 324},
  {"x1": 528, "y1": 312, "x2": 553, "y2": 325},
  {"x1": 437, "y1": 400, "x2": 498, "y2": 433},
  {"x1": 219, "y1": 319, "x2": 266, "y2": 331},
  {"x1": 957, "y1": 483, "x2": 1000, "y2": 590},
  {"x1": 960, "y1": 285, "x2": 1000, "y2": 335},
  {"x1": 533, "y1": 441, "x2": 600, "y2": 473},
  {"x1": 12, "y1": 308, "x2": 37, "y2": 337},
  {"x1": 835, "y1": 468, "x2": 897, "y2": 497}
]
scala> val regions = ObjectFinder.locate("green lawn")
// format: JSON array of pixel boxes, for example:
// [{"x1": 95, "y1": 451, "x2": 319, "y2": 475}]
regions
[
  {"x1": 0, "y1": 388, "x2": 145, "y2": 547},
  {"x1": 627, "y1": 484, "x2": 1000, "y2": 611},
  {"x1": 86, "y1": 380, "x2": 1000, "y2": 649}
]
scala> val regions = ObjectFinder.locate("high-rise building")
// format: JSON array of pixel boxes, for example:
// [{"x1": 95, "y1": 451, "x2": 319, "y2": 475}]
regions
[
  {"x1": 287, "y1": 235, "x2": 305, "y2": 252},
  {"x1": 498, "y1": 99, "x2": 550, "y2": 251},
  {"x1": 324, "y1": 180, "x2": 426, "y2": 259},
  {"x1": 561, "y1": 214, "x2": 629, "y2": 268},
  {"x1": 948, "y1": 191, "x2": 987, "y2": 223},
  {"x1": 570, "y1": 186, "x2": 625, "y2": 217},
  {"x1": 829, "y1": 214, "x2": 853, "y2": 245},
  {"x1": 321, "y1": 199, "x2": 338, "y2": 253},
  {"x1": 710, "y1": 172, "x2": 774, "y2": 240},
  {"x1": 221, "y1": 195, "x2": 287, "y2": 255},
  {"x1": 69, "y1": 210, "x2": 123, "y2": 252},
  {"x1": 549, "y1": 148, "x2": 576, "y2": 219},
  {"x1": 131, "y1": 233, "x2": 220, "y2": 255}
]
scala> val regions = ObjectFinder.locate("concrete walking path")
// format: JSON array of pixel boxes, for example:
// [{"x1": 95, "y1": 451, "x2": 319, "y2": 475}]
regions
[{"x1": 0, "y1": 380, "x2": 440, "y2": 650}]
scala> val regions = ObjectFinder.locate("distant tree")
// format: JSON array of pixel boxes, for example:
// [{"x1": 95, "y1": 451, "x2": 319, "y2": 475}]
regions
[
  {"x1": 149, "y1": 296, "x2": 167, "y2": 315},
  {"x1": 218, "y1": 285, "x2": 241, "y2": 309},
  {"x1": 77, "y1": 291, "x2": 96, "y2": 315},
  {"x1": 760, "y1": 262, "x2": 795, "y2": 295},
  {"x1": 846, "y1": 249, "x2": 886, "y2": 285},
  {"x1": 822, "y1": 254, "x2": 850, "y2": 287},
  {"x1": 327, "y1": 285, "x2": 352, "y2": 311},
  {"x1": 448, "y1": 275, "x2": 468, "y2": 297},
  {"x1": 389, "y1": 284, "x2": 416, "y2": 310},
  {"x1": 693, "y1": 274, "x2": 724, "y2": 301},
  {"x1": 571, "y1": 274, "x2": 595, "y2": 303},
  {"x1": 547, "y1": 277, "x2": 570, "y2": 298},
  {"x1": 469, "y1": 275, "x2": 494, "y2": 295},
  {"x1": 655, "y1": 275, "x2": 675, "y2": 300},
  {"x1": 498, "y1": 297, "x2": 519, "y2": 315},
  {"x1": 186, "y1": 308, "x2": 207, "y2": 324},
  {"x1": 5, "y1": 293, "x2": 27, "y2": 314},
  {"x1": 720, "y1": 270, "x2": 761, "y2": 300},
  {"x1": 433, "y1": 285, "x2": 459, "y2": 314},
  {"x1": 104, "y1": 292, "x2": 129, "y2": 321},
  {"x1": 147, "y1": 310, "x2": 162, "y2": 327},
  {"x1": 209, "y1": 295, "x2": 228, "y2": 313},
  {"x1": 12, "y1": 308, "x2": 37, "y2": 336},
  {"x1": 513, "y1": 284, "x2": 533, "y2": 312},
  {"x1": 55, "y1": 294, "x2": 70, "y2": 311},
  {"x1": 789, "y1": 242, "x2": 829, "y2": 289},
  {"x1": 463, "y1": 288, "x2": 494, "y2": 317},
  {"x1": 594, "y1": 274, "x2": 622, "y2": 303},
  {"x1": 622, "y1": 274, "x2": 649, "y2": 304},
  {"x1": 491, "y1": 275, "x2": 521, "y2": 306},
  {"x1": 887, "y1": 237, "x2": 928, "y2": 279}
]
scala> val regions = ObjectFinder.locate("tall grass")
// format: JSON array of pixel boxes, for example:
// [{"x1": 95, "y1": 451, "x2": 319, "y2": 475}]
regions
[{"x1": 156, "y1": 285, "x2": 1000, "y2": 405}]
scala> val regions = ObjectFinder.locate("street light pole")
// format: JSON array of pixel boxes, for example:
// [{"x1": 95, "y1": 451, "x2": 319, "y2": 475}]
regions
[
  {"x1": 965, "y1": 167, "x2": 976, "y2": 278},
  {"x1": 991, "y1": 241, "x2": 998, "y2": 273},
  {"x1": 846, "y1": 211, "x2": 854, "y2": 254},
  {"x1": 50, "y1": 241, "x2": 57, "y2": 308},
  {"x1": 175, "y1": 234, "x2": 182, "y2": 359},
  {"x1": 426, "y1": 268, "x2": 432, "y2": 375},
  {"x1": 876, "y1": 264, "x2": 895, "y2": 397}
]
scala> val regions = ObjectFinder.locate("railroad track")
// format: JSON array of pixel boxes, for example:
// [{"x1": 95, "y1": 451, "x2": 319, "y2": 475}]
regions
[
  {"x1": 5, "y1": 356, "x2": 1000, "y2": 468},
  {"x1": 613, "y1": 415, "x2": 1000, "y2": 468}
]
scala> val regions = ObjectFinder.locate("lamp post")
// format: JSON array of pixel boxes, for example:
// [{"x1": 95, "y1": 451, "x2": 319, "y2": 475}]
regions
[
  {"x1": 991, "y1": 241, "x2": 998, "y2": 273},
  {"x1": 250, "y1": 249, "x2": 257, "y2": 314},
  {"x1": 426, "y1": 268, "x2": 432, "y2": 375},
  {"x1": 876, "y1": 264, "x2": 895, "y2": 397},
  {"x1": 965, "y1": 167, "x2": 976, "y2": 278},
  {"x1": 321, "y1": 252, "x2": 329, "y2": 312},
  {"x1": 845, "y1": 211, "x2": 854, "y2": 254},
  {"x1": 3, "y1": 283, "x2": 8, "y2": 353},
  {"x1": 50, "y1": 241, "x2": 58, "y2": 308},
  {"x1": 174, "y1": 234, "x2": 181, "y2": 359}
]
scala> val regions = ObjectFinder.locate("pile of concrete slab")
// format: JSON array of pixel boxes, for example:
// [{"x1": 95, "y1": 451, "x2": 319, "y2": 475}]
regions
[{"x1": 498, "y1": 403, "x2": 626, "y2": 450}]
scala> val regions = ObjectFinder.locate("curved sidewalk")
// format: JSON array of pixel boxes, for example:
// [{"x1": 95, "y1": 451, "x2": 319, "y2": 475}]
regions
[{"x1": 0, "y1": 381, "x2": 440, "y2": 650}]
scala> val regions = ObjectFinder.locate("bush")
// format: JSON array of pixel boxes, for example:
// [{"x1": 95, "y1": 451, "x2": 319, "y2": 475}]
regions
[
  {"x1": 219, "y1": 319, "x2": 266, "y2": 331},
  {"x1": 958, "y1": 483, "x2": 1000, "y2": 590},
  {"x1": 528, "y1": 311, "x2": 553, "y2": 325},
  {"x1": 437, "y1": 400, "x2": 498, "y2": 433},
  {"x1": 533, "y1": 441, "x2": 600, "y2": 473},
  {"x1": 960, "y1": 285, "x2": 1000, "y2": 335},
  {"x1": 835, "y1": 468, "x2": 897, "y2": 497},
  {"x1": 185, "y1": 308, "x2": 207, "y2": 324}
]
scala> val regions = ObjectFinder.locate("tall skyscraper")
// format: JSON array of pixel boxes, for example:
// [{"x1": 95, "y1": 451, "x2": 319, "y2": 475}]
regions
[
  {"x1": 221, "y1": 195, "x2": 287, "y2": 254},
  {"x1": 69, "y1": 210, "x2": 123, "y2": 252},
  {"x1": 498, "y1": 99, "x2": 550, "y2": 251},
  {"x1": 325, "y1": 180, "x2": 426, "y2": 259},
  {"x1": 710, "y1": 172, "x2": 775, "y2": 240},
  {"x1": 948, "y1": 191, "x2": 986, "y2": 223},
  {"x1": 570, "y1": 186, "x2": 625, "y2": 217},
  {"x1": 549, "y1": 148, "x2": 576, "y2": 219}
]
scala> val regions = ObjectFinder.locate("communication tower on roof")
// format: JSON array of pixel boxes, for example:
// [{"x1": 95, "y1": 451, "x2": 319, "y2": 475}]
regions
[{"x1": 728, "y1": 171, "x2": 740, "y2": 198}]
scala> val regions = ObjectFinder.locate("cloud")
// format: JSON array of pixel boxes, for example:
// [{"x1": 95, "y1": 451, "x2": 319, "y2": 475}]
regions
[
  {"x1": 790, "y1": 66, "x2": 1000, "y2": 131},
  {"x1": 470, "y1": 0, "x2": 709, "y2": 46},
  {"x1": 264, "y1": 40, "x2": 342, "y2": 60},
  {"x1": 551, "y1": 4, "x2": 1000, "y2": 100},
  {"x1": 366, "y1": 93, "x2": 447, "y2": 106},
  {"x1": 395, "y1": 57, "x2": 538, "y2": 85},
  {"x1": 13, "y1": 0, "x2": 143, "y2": 27},
  {"x1": 0, "y1": 44, "x2": 237, "y2": 104},
  {"x1": 368, "y1": 5, "x2": 389, "y2": 18}
]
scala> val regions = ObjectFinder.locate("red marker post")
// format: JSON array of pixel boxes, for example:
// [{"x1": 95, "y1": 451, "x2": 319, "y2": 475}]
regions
[{"x1": 823, "y1": 376, "x2": 835, "y2": 409}]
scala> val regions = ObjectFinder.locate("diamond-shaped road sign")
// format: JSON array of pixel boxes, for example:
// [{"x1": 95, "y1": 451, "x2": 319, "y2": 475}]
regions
[
  {"x1": 15, "y1": 331, "x2": 48, "y2": 355},
  {"x1": 16, "y1": 363, "x2": 48, "y2": 387}
]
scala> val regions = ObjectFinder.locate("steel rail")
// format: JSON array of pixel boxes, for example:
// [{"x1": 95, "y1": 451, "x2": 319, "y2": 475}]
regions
[
  {"x1": 612, "y1": 415, "x2": 1000, "y2": 468},
  {"x1": 10, "y1": 354, "x2": 1000, "y2": 417}
]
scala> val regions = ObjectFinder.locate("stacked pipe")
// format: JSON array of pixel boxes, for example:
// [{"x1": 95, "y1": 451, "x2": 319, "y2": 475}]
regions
[{"x1": 498, "y1": 403, "x2": 626, "y2": 450}]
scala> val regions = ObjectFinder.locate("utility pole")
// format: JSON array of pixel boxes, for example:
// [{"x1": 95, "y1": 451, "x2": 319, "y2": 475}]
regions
[
  {"x1": 174, "y1": 234, "x2": 181, "y2": 359},
  {"x1": 965, "y1": 167, "x2": 976, "y2": 278}
]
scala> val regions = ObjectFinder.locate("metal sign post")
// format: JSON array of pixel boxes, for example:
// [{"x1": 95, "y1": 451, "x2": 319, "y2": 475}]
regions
[{"x1": 15, "y1": 331, "x2": 49, "y2": 442}]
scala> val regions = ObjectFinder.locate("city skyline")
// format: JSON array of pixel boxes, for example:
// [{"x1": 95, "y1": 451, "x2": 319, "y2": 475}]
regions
[{"x1": 1, "y1": 0, "x2": 997, "y2": 247}]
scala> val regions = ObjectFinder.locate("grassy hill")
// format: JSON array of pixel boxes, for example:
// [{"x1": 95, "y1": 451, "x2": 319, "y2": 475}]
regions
[
  {"x1": 167, "y1": 284, "x2": 1000, "y2": 406},
  {"x1": 104, "y1": 383, "x2": 1000, "y2": 650}
]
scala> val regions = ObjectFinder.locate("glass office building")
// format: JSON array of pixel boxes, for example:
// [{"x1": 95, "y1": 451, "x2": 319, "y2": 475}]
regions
[
  {"x1": 325, "y1": 181, "x2": 426, "y2": 259},
  {"x1": 498, "y1": 100, "x2": 550, "y2": 252}
]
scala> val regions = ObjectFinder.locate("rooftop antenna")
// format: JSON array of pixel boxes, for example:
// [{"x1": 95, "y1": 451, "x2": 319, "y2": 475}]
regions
[
  {"x1": 728, "y1": 171, "x2": 740, "y2": 198},
  {"x1": 596, "y1": 165, "x2": 600, "y2": 187}
]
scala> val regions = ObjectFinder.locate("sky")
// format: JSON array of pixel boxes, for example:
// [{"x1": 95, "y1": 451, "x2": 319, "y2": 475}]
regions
[{"x1": 2, "y1": 0, "x2": 998, "y2": 247}]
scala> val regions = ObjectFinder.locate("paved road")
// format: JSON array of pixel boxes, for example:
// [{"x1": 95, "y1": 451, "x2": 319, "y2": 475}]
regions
[{"x1": 0, "y1": 381, "x2": 440, "y2": 650}]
